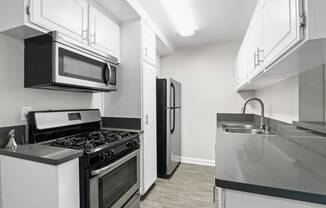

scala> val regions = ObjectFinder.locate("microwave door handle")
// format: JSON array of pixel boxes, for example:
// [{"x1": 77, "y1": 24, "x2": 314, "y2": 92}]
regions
[{"x1": 104, "y1": 62, "x2": 111, "y2": 86}]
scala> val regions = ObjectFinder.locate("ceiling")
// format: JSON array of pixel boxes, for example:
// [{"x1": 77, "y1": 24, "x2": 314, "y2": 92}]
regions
[{"x1": 137, "y1": 0, "x2": 258, "y2": 48}]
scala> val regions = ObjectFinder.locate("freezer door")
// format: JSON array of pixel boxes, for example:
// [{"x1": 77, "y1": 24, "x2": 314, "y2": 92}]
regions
[
  {"x1": 169, "y1": 79, "x2": 181, "y2": 108},
  {"x1": 166, "y1": 79, "x2": 181, "y2": 108}
]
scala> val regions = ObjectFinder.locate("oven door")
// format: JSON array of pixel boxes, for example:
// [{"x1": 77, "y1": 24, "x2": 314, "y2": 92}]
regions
[
  {"x1": 53, "y1": 42, "x2": 117, "y2": 91},
  {"x1": 89, "y1": 150, "x2": 140, "y2": 208}
]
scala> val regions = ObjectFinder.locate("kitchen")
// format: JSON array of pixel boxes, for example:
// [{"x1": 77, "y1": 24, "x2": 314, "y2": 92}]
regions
[{"x1": 0, "y1": 0, "x2": 326, "y2": 208}]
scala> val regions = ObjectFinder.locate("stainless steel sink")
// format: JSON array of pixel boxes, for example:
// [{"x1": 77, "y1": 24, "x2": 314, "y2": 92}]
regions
[
  {"x1": 222, "y1": 124, "x2": 258, "y2": 129},
  {"x1": 222, "y1": 124, "x2": 276, "y2": 136}
]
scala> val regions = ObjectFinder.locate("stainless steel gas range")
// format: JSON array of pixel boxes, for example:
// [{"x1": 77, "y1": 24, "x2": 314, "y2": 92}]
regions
[{"x1": 27, "y1": 109, "x2": 140, "y2": 208}]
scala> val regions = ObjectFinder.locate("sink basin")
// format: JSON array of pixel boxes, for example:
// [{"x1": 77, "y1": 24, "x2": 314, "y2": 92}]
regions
[
  {"x1": 222, "y1": 123, "x2": 276, "y2": 136},
  {"x1": 222, "y1": 124, "x2": 258, "y2": 129}
]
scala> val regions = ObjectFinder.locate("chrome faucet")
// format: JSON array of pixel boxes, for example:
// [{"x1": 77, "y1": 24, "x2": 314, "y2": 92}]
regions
[{"x1": 242, "y1": 98, "x2": 265, "y2": 130}]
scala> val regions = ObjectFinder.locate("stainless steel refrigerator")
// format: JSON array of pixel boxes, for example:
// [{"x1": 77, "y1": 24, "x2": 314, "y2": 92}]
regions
[{"x1": 156, "y1": 78, "x2": 182, "y2": 178}]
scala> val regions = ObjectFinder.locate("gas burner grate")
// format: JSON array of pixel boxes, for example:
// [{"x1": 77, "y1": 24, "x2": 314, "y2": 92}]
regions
[{"x1": 48, "y1": 130, "x2": 138, "y2": 152}]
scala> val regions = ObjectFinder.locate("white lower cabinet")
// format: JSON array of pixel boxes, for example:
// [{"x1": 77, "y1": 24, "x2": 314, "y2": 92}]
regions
[
  {"x1": 219, "y1": 189, "x2": 326, "y2": 208},
  {"x1": 141, "y1": 62, "x2": 157, "y2": 194},
  {"x1": 0, "y1": 156, "x2": 80, "y2": 208}
]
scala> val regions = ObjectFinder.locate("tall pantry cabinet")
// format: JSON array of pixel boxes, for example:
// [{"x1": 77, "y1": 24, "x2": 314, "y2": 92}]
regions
[
  {"x1": 140, "y1": 21, "x2": 157, "y2": 196},
  {"x1": 103, "y1": 19, "x2": 157, "y2": 196}
]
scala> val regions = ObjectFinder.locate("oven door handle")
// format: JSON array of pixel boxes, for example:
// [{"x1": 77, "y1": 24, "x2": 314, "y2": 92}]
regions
[{"x1": 91, "y1": 149, "x2": 139, "y2": 177}]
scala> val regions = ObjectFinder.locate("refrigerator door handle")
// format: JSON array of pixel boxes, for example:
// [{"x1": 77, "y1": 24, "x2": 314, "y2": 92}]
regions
[{"x1": 170, "y1": 83, "x2": 176, "y2": 134}]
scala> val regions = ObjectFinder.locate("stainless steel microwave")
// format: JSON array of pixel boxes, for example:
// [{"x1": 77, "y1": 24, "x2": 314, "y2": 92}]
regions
[{"x1": 25, "y1": 32, "x2": 118, "y2": 93}]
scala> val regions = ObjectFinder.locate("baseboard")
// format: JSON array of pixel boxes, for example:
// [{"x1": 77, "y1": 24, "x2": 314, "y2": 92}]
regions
[{"x1": 181, "y1": 156, "x2": 215, "y2": 167}]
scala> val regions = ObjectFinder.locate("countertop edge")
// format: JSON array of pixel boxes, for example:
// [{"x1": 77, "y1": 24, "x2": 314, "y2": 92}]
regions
[
  {"x1": 0, "y1": 149, "x2": 84, "y2": 166},
  {"x1": 215, "y1": 178, "x2": 326, "y2": 205}
]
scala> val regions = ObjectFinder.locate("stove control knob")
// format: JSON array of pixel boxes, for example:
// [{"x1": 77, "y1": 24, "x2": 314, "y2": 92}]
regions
[
  {"x1": 104, "y1": 152, "x2": 110, "y2": 159},
  {"x1": 126, "y1": 141, "x2": 132, "y2": 147},
  {"x1": 130, "y1": 140, "x2": 138, "y2": 148},
  {"x1": 108, "y1": 149, "x2": 115, "y2": 156}
]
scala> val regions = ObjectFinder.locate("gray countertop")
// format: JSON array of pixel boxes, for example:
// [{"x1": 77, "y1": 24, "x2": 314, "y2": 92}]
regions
[
  {"x1": 0, "y1": 144, "x2": 83, "y2": 165},
  {"x1": 293, "y1": 121, "x2": 326, "y2": 135},
  {"x1": 215, "y1": 113, "x2": 326, "y2": 205}
]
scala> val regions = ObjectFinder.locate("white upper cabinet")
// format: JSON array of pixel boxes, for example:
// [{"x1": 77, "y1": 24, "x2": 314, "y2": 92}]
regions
[
  {"x1": 235, "y1": 4, "x2": 261, "y2": 90},
  {"x1": 142, "y1": 22, "x2": 156, "y2": 65},
  {"x1": 0, "y1": 0, "x2": 120, "y2": 60},
  {"x1": 235, "y1": 38, "x2": 248, "y2": 90},
  {"x1": 89, "y1": 5, "x2": 120, "y2": 59},
  {"x1": 30, "y1": 0, "x2": 88, "y2": 43},
  {"x1": 234, "y1": 0, "x2": 312, "y2": 91},
  {"x1": 247, "y1": 4, "x2": 263, "y2": 80},
  {"x1": 260, "y1": 0, "x2": 304, "y2": 68}
]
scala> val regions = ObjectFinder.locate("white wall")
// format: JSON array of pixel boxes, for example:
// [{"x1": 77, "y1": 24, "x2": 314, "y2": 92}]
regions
[
  {"x1": 0, "y1": 34, "x2": 101, "y2": 127},
  {"x1": 160, "y1": 41, "x2": 254, "y2": 163},
  {"x1": 102, "y1": 21, "x2": 142, "y2": 118},
  {"x1": 253, "y1": 75, "x2": 299, "y2": 123},
  {"x1": 298, "y1": 65, "x2": 325, "y2": 122}
]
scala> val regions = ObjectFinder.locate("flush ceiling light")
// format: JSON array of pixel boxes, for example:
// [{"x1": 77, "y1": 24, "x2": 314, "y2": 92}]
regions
[{"x1": 161, "y1": 0, "x2": 197, "y2": 37}]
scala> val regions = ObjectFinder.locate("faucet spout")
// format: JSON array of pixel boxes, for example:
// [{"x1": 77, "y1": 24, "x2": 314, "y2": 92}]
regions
[{"x1": 242, "y1": 98, "x2": 265, "y2": 130}]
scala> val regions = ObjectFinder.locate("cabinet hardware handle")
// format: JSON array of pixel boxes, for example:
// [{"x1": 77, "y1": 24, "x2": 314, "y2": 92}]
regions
[
  {"x1": 213, "y1": 186, "x2": 216, "y2": 203},
  {"x1": 145, "y1": 115, "x2": 149, "y2": 124},
  {"x1": 257, "y1": 48, "x2": 264, "y2": 65},
  {"x1": 254, "y1": 52, "x2": 257, "y2": 69},
  {"x1": 26, "y1": 5, "x2": 31, "y2": 16},
  {"x1": 90, "y1": 33, "x2": 96, "y2": 44},
  {"x1": 82, "y1": 30, "x2": 88, "y2": 41}
]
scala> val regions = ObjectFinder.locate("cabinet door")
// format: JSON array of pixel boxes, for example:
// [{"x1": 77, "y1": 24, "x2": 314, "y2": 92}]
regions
[
  {"x1": 142, "y1": 23, "x2": 156, "y2": 65},
  {"x1": 248, "y1": 4, "x2": 264, "y2": 80},
  {"x1": 89, "y1": 5, "x2": 120, "y2": 59},
  {"x1": 235, "y1": 44, "x2": 244, "y2": 90},
  {"x1": 234, "y1": 48, "x2": 242, "y2": 90},
  {"x1": 235, "y1": 36, "x2": 250, "y2": 90},
  {"x1": 260, "y1": 0, "x2": 303, "y2": 67},
  {"x1": 142, "y1": 62, "x2": 157, "y2": 193},
  {"x1": 30, "y1": 0, "x2": 88, "y2": 42}
]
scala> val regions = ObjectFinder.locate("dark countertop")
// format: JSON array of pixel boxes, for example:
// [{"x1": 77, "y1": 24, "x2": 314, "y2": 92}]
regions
[
  {"x1": 215, "y1": 113, "x2": 326, "y2": 205},
  {"x1": 0, "y1": 144, "x2": 83, "y2": 165}
]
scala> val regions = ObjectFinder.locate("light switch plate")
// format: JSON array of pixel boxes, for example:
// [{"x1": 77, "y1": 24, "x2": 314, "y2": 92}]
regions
[{"x1": 21, "y1": 106, "x2": 32, "y2": 121}]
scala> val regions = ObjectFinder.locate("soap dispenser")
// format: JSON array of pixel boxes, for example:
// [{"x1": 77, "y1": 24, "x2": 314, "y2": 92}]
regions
[{"x1": 5, "y1": 129, "x2": 17, "y2": 150}]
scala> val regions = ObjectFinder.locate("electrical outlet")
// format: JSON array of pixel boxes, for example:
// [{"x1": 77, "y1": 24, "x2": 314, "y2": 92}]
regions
[{"x1": 21, "y1": 106, "x2": 32, "y2": 121}]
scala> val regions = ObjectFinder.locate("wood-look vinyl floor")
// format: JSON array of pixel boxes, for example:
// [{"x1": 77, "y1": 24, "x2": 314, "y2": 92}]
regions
[{"x1": 141, "y1": 163, "x2": 215, "y2": 208}]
